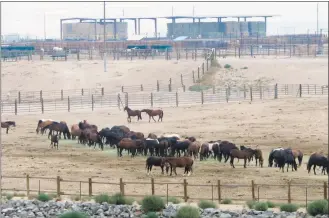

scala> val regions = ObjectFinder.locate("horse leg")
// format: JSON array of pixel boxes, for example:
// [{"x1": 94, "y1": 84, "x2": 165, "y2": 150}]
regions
[
  {"x1": 230, "y1": 156, "x2": 235, "y2": 168},
  {"x1": 244, "y1": 158, "x2": 247, "y2": 168},
  {"x1": 148, "y1": 115, "x2": 151, "y2": 123},
  {"x1": 6, "y1": 127, "x2": 9, "y2": 134},
  {"x1": 152, "y1": 116, "x2": 156, "y2": 122},
  {"x1": 313, "y1": 165, "x2": 316, "y2": 175}
]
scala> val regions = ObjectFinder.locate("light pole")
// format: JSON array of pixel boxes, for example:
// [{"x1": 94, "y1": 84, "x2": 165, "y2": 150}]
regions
[{"x1": 103, "y1": 1, "x2": 107, "y2": 72}]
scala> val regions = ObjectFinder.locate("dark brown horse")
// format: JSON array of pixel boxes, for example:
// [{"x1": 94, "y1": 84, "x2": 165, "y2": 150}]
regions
[
  {"x1": 200, "y1": 143, "x2": 210, "y2": 161},
  {"x1": 126, "y1": 131, "x2": 145, "y2": 140},
  {"x1": 1, "y1": 121, "x2": 16, "y2": 134},
  {"x1": 141, "y1": 109, "x2": 164, "y2": 122},
  {"x1": 124, "y1": 106, "x2": 142, "y2": 123},
  {"x1": 230, "y1": 149, "x2": 254, "y2": 168},
  {"x1": 78, "y1": 121, "x2": 98, "y2": 132},
  {"x1": 45, "y1": 122, "x2": 71, "y2": 140},
  {"x1": 161, "y1": 156, "x2": 194, "y2": 176}
]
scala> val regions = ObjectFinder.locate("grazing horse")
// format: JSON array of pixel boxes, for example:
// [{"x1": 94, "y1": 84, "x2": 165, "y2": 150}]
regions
[
  {"x1": 268, "y1": 147, "x2": 284, "y2": 167},
  {"x1": 36, "y1": 119, "x2": 55, "y2": 134},
  {"x1": 219, "y1": 141, "x2": 238, "y2": 162},
  {"x1": 71, "y1": 124, "x2": 82, "y2": 140},
  {"x1": 254, "y1": 149, "x2": 264, "y2": 167},
  {"x1": 307, "y1": 153, "x2": 329, "y2": 175},
  {"x1": 50, "y1": 134, "x2": 59, "y2": 149},
  {"x1": 200, "y1": 143, "x2": 210, "y2": 161},
  {"x1": 229, "y1": 149, "x2": 254, "y2": 168},
  {"x1": 124, "y1": 106, "x2": 142, "y2": 123},
  {"x1": 162, "y1": 156, "x2": 194, "y2": 176},
  {"x1": 1, "y1": 121, "x2": 16, "y2": 134},
  {"x1": 187, "y1": 141, "x2": 201, "y2": 160},
  {"x1": 291, "y1": 149, "x2": 303, "y2": 167},
  {"x1": 117, "y1": 138, "x2": 145, "y2": 157},
  {"x1": 240, "y1": 145, "x2": 257, "y2": 163},
  {"x1": 145, "y1": 157, "x2": 169, "y2": 175},
  {"x1": 46, "y1": 122, "x2": 71, "y2": 140},
  {"x1": 269, "y1": 149, "x2": 297, "y2": 172},
  {"x1": 141, "y1": 109, "x2": 164, "y2": 122}
]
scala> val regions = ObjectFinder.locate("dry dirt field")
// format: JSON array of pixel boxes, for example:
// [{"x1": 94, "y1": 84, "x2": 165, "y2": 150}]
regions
[
  {"x1": 1, "y1": 97, "x2": 328, "y2": 204},
  {"x1": 1, "y1": 56, "x2": 328, "y2": 205}
]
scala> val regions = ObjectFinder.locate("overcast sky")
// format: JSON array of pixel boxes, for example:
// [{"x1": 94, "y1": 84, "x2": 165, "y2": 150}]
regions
[{"x1": 1, "y1": 1, "x2": 328, "y2": 39}]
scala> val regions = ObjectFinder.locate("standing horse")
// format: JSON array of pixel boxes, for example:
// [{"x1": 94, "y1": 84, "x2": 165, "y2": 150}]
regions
[
  {"x1": 230, "y1": 149, "x2": 254, "y2": 168},
  {"x1": 36, "y1": 119, "x2": 54, "y2": 134},
  {"x1": 307, "y1": 153, "x2": 329, "y2": 175},
  {"x1": 141, "y1": 109, "x2": 164, "y2": 122},
  {"x1": 46, "y1": 122, "x2": 71, "y2": 139},
  {"x1": 124, "y1": 106, "x2": 142, "y2": 123},
  {"x1": 1, "y1": 121, "x2": 16, "y2": 134}
]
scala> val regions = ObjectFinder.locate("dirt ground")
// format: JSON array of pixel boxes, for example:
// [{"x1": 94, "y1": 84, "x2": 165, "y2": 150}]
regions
[{"x1": 1, "y1": 97, "x2": 328, "y2": 204}]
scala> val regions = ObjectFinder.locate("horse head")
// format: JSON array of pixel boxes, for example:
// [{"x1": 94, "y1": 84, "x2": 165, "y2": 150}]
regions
[{"x1": 124, "y1": 106, "x2": 128, "y2": 111}]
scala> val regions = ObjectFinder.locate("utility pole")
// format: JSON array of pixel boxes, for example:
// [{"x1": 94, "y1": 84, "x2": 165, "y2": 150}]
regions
[
  {"x1": 44, "y1": 12, "x2": 46, "y2": 40},
  {"x1": 103, "y1": 1, "x2": 107, "y2": 72}
]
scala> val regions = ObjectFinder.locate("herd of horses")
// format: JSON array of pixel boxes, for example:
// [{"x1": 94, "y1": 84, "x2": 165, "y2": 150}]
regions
[{"x1": 32, "y1": 118, "x2": 329, "y2": 176}]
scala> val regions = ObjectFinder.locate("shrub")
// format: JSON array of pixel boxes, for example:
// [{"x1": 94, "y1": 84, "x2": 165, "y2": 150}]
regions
[
  {"x1": 324, "y1": 203, "x2": 328, "y2": 214},
  {"x1": 108, "y1": 193, "x2": 126, "y2": 205},
  {"x1": 224, "y1": 64, "x2": 231, "y2": 69},
  {"x1": 254, "y1": 202, "x2": 268, "y2": 211},
  {"x1": 5, "y1": 193, "x2": 13, "y2": 200},
  {"x1": 166, "y1": 197, "x2": 181, "y2": 204},
  {"x1": 141, "y1": 196, "x2": 165, "y2": 212},
  {"x1": 37, "y1": 193, "x2": 52, "y2": 202},
  {"x1": 266, "y1": 201, "x2": 276, "y2": 208},
  {"x1": 176, "y1": 205, "x2": 200, "y2": 218},
  {"x1": 280, "y1": 203, "x2": 299, "y2": 212},
  {"x1": 246, "y1": 200, "x2": 256, "y2": 209},
  {"x1": 198, "y1": 200, "x2": 217, "y2": 209},
  {"x1": 59, "y1": 211, "x2": 89, "y2": 218},
  {"x1": 142, "y1": 212, "x2": 159, "y2": 218},
  {"x1": 94, "y1": 194, "x2": 111, "y2": 204},
  {"x1": 221, "y1": 199, "x2": 232, "y2": 204},
  {"x1": 307, "y1": 200, "x2": 328, "y2": 216}
]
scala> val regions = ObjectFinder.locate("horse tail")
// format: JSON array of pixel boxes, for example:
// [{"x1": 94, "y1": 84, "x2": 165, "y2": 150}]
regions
[
  {"x1": 36, "y1": 120, "x2": 42, "y2": 133},
  {"x1": 306, "y1": 158, "x2": 312, "y2": 172},
  {"x1": 161, "y1": 110, "x2": 164, "y2": 119},
  {"x1": 139, "y1": 111, "x2": 142, "y2": 120}
]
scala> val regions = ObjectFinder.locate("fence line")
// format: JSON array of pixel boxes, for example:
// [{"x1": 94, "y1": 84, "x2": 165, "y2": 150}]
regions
[
  {"x1": 2, "y1": 175, "x2": 328, "y2": 205},
  {"x1": 1, "y1": 84, "x2": 327, "y2": 115}
]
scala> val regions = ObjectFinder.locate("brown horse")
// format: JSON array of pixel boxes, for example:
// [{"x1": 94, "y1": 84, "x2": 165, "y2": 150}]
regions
[
  {"x1": 1, "y1": 121, "x2": 16, "y2": 134},
  {"x1": 124, "y1": 106, "x2": 142, "y2": 123},
  {"x1": 230, "y1": 149, "x2": 254, "y2": 168},
  {"x1": 148, "y1": 133, "x2": 158, "y2": 139},
  {"x1": 126, "y1": 131, "x2": 145, "y2": 140},
  {"x1": 291, "y1": 149, "x2": 303, "y2": 167},
  {"x1": 187, "y1": 141, "x2": 201, "y2": 160},
  {"x1": 254, "y1": 149, "x2": 264, "y2": 167},
  {"x1": 200, "y1": 143, "x2": 210, "y2": 161},
  {"x1": 117, "y1": 138, "x2": 145, "y2": 157},
  {"x1": 36, "y1": 119, "x2": 54, "y2": 134},
  {"x1": 71, "y1": 124, "x2": 82, "y2": 140},
  {"x1": 161, "y1": 156, "x2": 194, "y2": 176},
  {"x1": 78, "y1": 121, "x2": 98, "y2": 131},
  {"x1": 141, "y1": 109, "x2": 164, "y2": 122},
  {"x1": 45, "y1": 122, "x2": 71, "y2": 140}
]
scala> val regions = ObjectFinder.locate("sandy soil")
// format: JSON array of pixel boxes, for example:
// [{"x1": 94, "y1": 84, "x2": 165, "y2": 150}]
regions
[
  {"x1": 203, "y1": 57, "x2": 328, "y2": 88},
  {"x1": 1, "y1": 97, "x2": 328, "y2": 204},
  {"x1": 1, "y1": 58, "x2": 203, "y2": 93}
]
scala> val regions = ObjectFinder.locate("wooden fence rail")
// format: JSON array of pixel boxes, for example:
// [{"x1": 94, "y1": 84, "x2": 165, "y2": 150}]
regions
[
  {"x1": 1, "y1": 84, "x2": 328, "y2": 115},
  {"x1": 1, "y1": 175, "x2": 328, "y2": 205}
]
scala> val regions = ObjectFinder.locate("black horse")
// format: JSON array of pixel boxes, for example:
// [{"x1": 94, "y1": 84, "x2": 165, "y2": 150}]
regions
[
  {"x1": 1, "y1": 121, "x2": 16, "y2": 134},
  {"x1": 145, "y1": 156, "x2": 169, "y2": 175},
  {"x1": 307, "y1": 153, "x2": 329, "y2": 175},
  {"x1": 219, "y1": 141, "x2": 238, "y2": 162},
  {"x1": 269, "y1": 148, "x2": 297, "y2": 172}
]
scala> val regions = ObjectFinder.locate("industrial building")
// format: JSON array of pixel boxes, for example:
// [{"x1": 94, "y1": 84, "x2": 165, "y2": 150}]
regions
[
  {"x1": 62, "y1": 20, "x2": 128, "y2": 40},
  {"x1": 60, "y1": 15, "x2": 275, "y2": 41},
  {"x1": 167, "y1": 21, "x2": 266, "y2": 38}
]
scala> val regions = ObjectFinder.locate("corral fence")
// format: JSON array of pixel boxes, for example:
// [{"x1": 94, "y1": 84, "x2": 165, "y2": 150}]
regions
[
  {"x1": 1, "y1": 84, "x2": 327, "y2": 115},
  {"x1": 1, "y1": 175, "x2": 328, "y2": 206}
]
